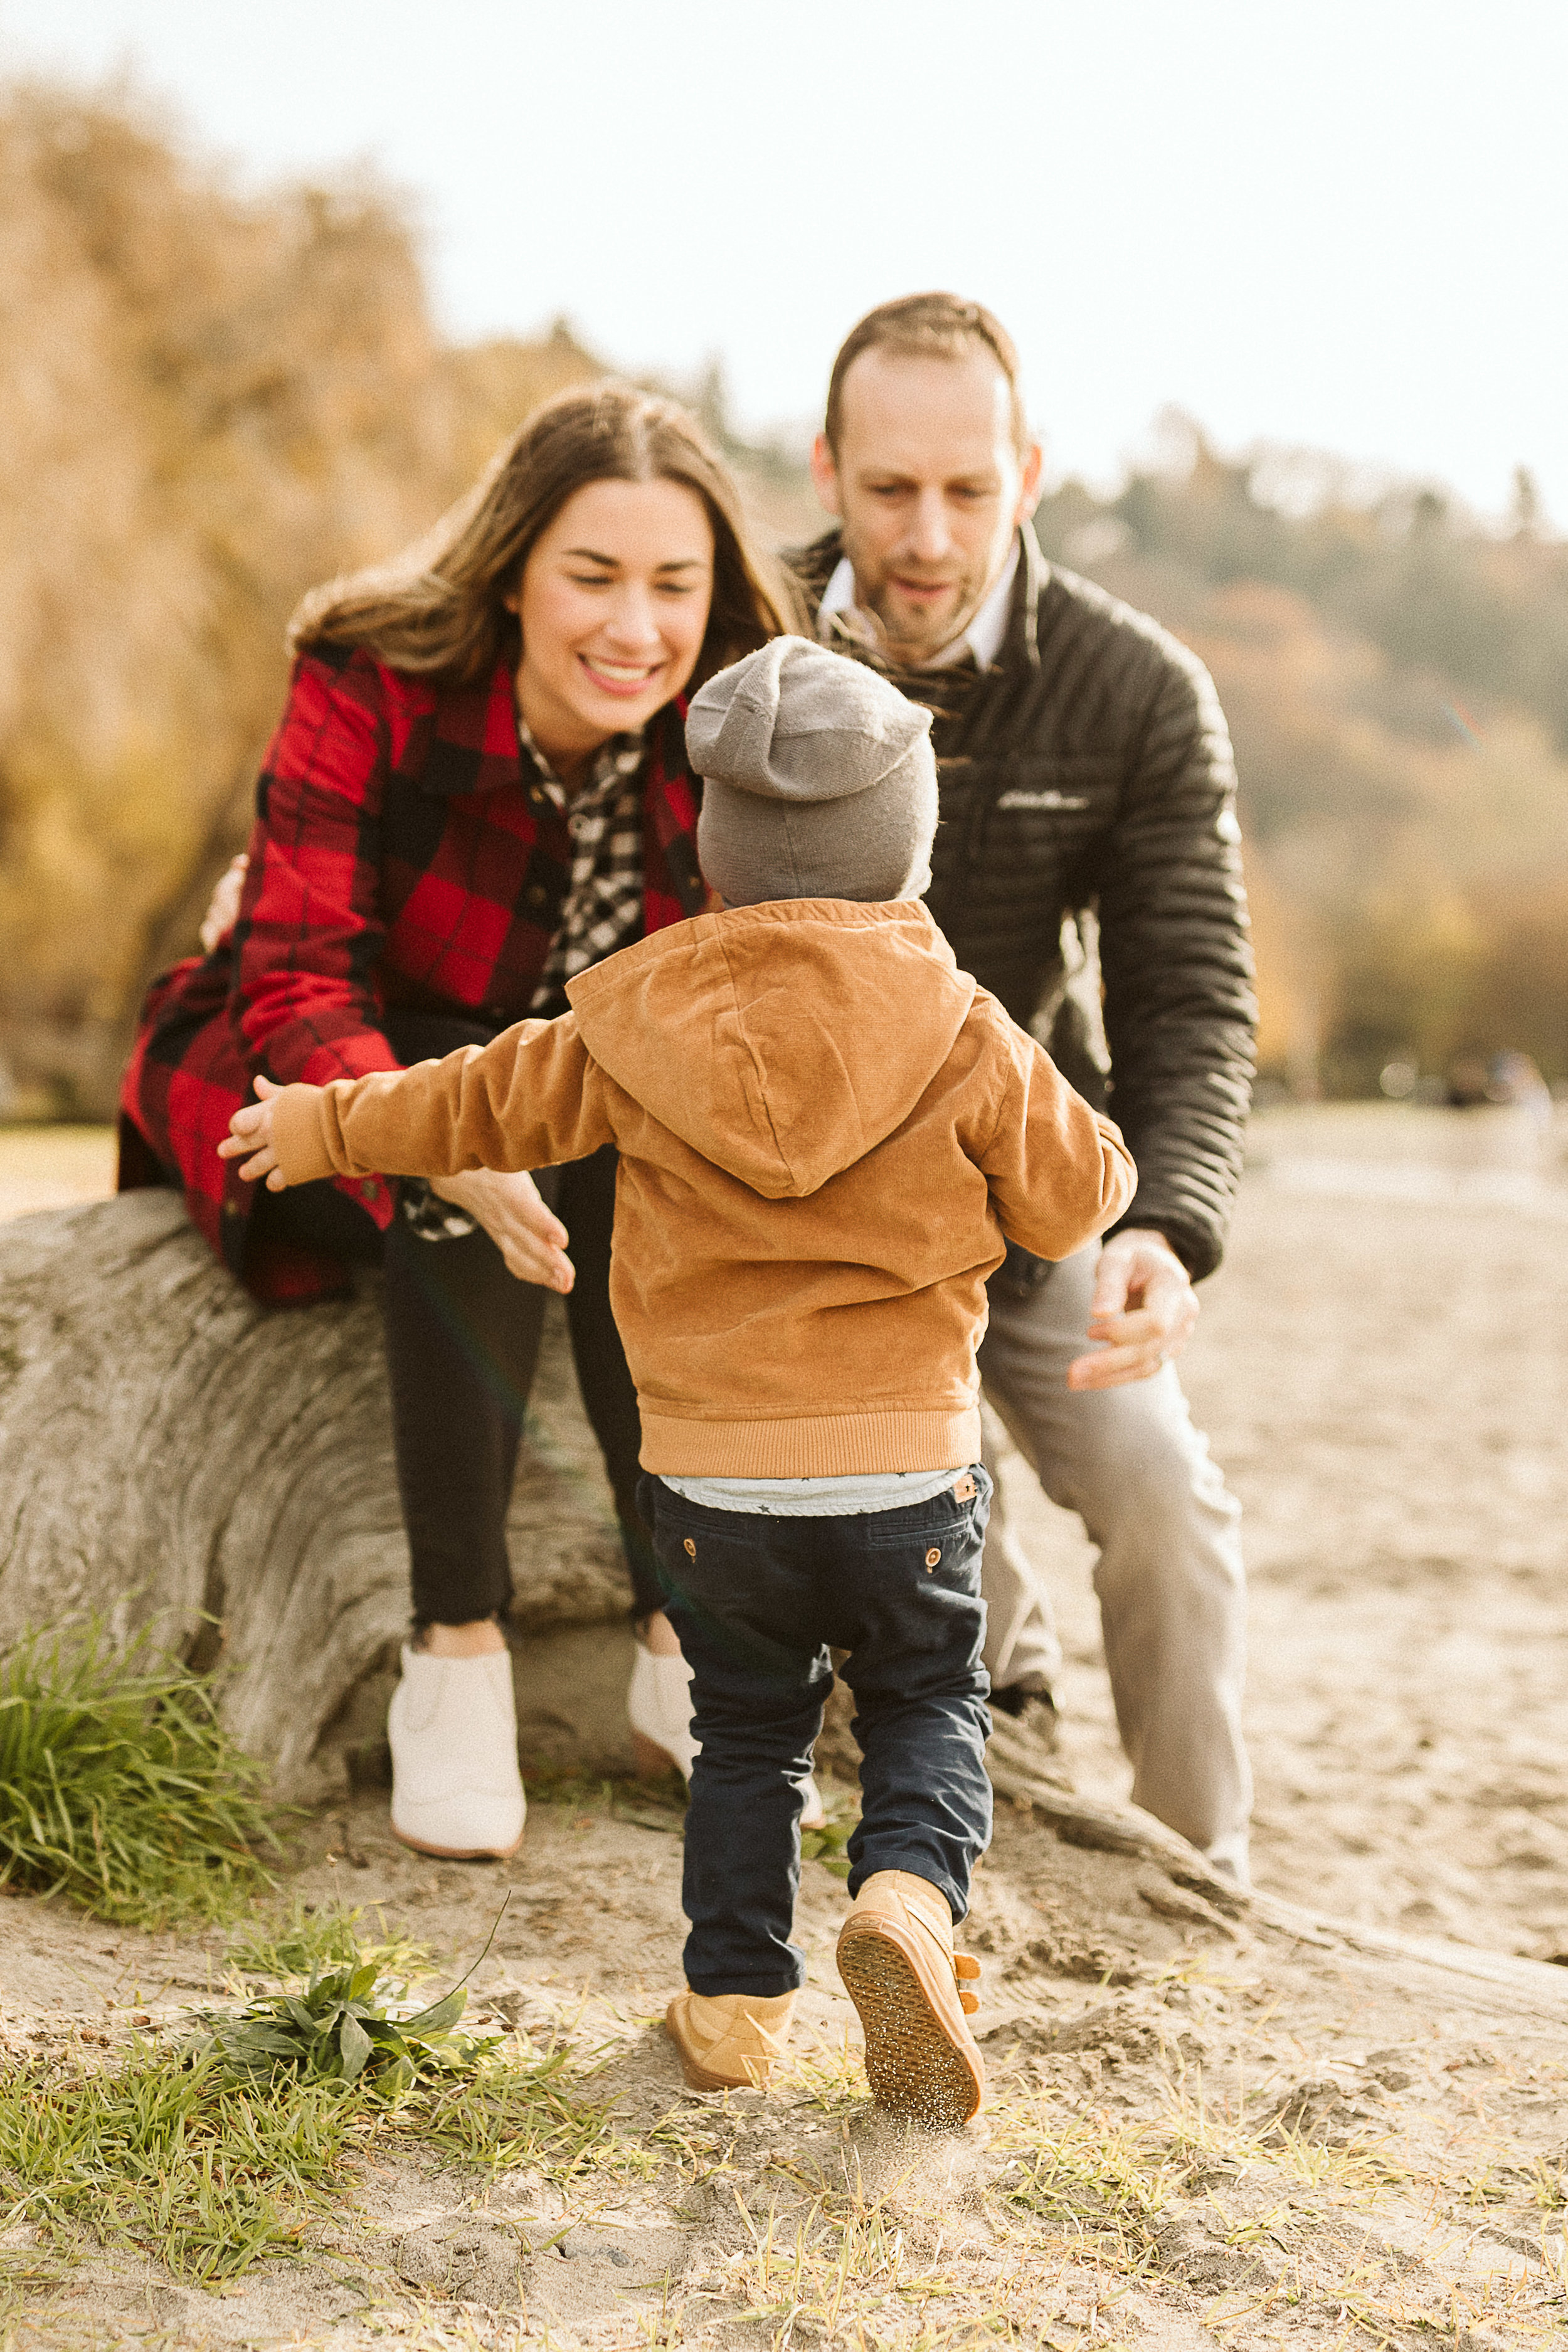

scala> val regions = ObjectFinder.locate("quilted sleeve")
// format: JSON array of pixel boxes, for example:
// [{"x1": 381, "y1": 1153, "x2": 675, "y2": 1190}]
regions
[{"x1": 1094, "y1": 644, "x2": 1257, "y2": 1280}]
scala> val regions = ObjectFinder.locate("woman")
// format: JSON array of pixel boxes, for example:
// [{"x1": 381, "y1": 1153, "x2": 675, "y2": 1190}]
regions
[{"x1": 119, "y1": 383, "x2": 804, "y2": 1859}]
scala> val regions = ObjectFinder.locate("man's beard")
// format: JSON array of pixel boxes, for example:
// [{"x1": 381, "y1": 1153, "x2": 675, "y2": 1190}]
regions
[{"x1": 849, "y1": 553, "x2": 988, "y2": 666}]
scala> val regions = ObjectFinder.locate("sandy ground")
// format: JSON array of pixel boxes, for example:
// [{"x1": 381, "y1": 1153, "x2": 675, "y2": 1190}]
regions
[
  {"x1": 0, "y1": 1128, "x2": 116, "y2": 1224},
  {"x1": 4, "y1": 1105, "x2": 1568, "y2": 2346},
  {"x1": 1014, "y1": 1099, "x2": 1568, "y2": 1963},
  {"x1": 5, "y1": 1774, "x2": 1568, "y2": 2350}
]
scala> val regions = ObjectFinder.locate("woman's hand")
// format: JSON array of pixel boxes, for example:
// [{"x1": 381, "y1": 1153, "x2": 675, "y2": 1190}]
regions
[
  {"x1": 218, "y1": 1073, "x2": 289, "y2": 1188},
  {"x1": 200, "y1": 852, "x2": 249, "y2": 953},
  {"x1": 431, "y1": 1168, "x2": 575, "y2": 1292},
  {"x1": 223, "y1": 1085, "x2": 573, "y2": 1287}
]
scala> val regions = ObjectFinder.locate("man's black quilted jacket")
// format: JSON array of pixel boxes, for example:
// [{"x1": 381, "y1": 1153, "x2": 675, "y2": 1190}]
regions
[{"x1": 788, "y1": 529, "x2": 1257, "y2": 1281}]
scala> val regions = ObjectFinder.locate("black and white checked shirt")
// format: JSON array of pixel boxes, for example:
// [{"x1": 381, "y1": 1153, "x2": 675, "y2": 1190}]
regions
[
  {"x1": 401, "y1": 717, "x2": 649, "y2": 1241},
  {"x1": 525, "y1": 719, "x2": 649, "y2": 1018}
]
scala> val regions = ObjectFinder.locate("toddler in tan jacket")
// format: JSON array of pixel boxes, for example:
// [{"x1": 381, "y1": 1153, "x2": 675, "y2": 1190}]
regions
[{"x1": 225, "y1": 637, "x2": 1134, "y2": 2126}]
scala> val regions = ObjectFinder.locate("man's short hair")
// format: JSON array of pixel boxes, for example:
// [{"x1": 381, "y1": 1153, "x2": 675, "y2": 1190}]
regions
[{"x1": 825, "y1": 292, "x2": 1029, "y2": 458}]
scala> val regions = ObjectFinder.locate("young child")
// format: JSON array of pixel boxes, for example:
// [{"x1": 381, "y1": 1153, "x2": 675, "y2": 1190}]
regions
[{"x1": 222, "y1": 637, "x2": 1135, "y2": 2128}]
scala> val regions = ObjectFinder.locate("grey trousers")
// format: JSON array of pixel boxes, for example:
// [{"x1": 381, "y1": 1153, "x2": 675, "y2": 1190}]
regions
[{"x1": 977, "y1": 1241, "x2": 1251, "y2": 1870}]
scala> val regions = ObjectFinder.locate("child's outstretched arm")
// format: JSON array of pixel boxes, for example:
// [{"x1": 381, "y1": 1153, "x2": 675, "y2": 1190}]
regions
[
  {"x1": 219, "y1": 1015, "x2": 613, "y2": 1194},
  {"x1": 973, "y1": 1002, "x2": 1138, "y2": 1261}
]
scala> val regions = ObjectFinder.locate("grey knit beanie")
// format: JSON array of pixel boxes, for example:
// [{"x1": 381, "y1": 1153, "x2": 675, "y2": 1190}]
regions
[{"x1": 686, "y1": 637, "x2": 937, "y2": 908}]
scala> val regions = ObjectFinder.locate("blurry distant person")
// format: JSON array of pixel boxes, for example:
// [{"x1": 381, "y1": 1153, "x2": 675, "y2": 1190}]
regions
[
  {"x1": 119, "y1": 383, "x2": 800, "y2": 1860},
  {"x1": 794, "y1": 295, "x2": 1257, "y2": 1881}
]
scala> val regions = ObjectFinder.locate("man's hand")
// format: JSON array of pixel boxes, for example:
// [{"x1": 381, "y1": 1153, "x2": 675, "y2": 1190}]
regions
[
  {"x1": 1067, "y1": 1227, "x2": 1199, "y2": 1391},
  {"x1": 218, "y1": 1073, "x2": 288, "y2": 1188},
  {"x1": 430, "y1": 1168, "x2": 575, "y2": 1293}
]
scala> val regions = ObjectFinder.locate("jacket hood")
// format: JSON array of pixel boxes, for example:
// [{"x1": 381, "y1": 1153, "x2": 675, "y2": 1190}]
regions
[{"x1": 565, "y1": 899, "x2": 977, "y2": 1200}]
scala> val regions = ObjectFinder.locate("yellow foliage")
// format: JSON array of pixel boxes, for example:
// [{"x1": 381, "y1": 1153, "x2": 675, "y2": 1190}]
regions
[{"x1": 0, "y1": 87, "x2": 605, "y2": 1113}]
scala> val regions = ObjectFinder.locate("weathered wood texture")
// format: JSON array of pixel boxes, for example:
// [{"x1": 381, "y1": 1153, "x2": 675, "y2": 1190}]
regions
[{"x1": 0, "y1": 1193, "x2": 635, "y2": 1794}]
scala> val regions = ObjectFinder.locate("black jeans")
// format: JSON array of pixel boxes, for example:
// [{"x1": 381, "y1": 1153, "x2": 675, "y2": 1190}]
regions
[
  {"x1": 641, "y1": 1467, "x2": 994, "y2": 1998},
  {"x1": 250, "y1": 1011, "x2": 659, "y2": 1626}
]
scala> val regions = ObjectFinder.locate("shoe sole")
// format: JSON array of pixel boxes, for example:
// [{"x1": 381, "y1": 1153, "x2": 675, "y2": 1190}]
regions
[
  {"x1": 837, "y1": 1921, "x2": 983, "y2": 2128},
  {"x1": 391, "y1": 1823, "x2": 525, "y2": 1861}
]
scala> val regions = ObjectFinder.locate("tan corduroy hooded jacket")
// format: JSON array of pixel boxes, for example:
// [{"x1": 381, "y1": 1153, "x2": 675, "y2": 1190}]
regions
[{"x1": 267, "y1": 898, "x2": 1136, "y2": 1476}]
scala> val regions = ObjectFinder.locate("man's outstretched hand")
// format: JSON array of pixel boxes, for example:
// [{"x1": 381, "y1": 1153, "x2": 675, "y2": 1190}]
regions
[
  {"x1": 1067, "y1": 1227, "x2": 1199, "y2": 1391},
  {"x1": 219, "y1": 1073, "x2": 287, "y2": 1187}
]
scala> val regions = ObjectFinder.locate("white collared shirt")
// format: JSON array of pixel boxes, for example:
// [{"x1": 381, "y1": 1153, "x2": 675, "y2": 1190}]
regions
[{"x1": 817, "y1": 538, "x2": 1020, "y2": 671}]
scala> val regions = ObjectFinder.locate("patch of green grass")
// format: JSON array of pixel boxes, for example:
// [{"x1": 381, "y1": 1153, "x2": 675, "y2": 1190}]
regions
[
  {"x1": 416, "y1": 2039, "x2": 659, "y2": 2185},
  {"x1": 522, "y1": 1761, "x2": 689, "y2": 1836},
  {"x1": 228, "y1": 1895, "x2": 433, "y2": 1986},
  {"x1": 0, "y1": 2040, "x2": 364, "y2": 2285},
  {"x1": 0, "y1": 1623, "x2": 277, "y2": 1926},
  {"x1": 0, "y1": 1912, "x2": 645, "y2": 2289},
  {"x1": 785, "y1": 2026, "x2": 872, "y2": 2119},
  {"x1": 996, "y1": 2106, "x2": 1167, "y2": 2267}
]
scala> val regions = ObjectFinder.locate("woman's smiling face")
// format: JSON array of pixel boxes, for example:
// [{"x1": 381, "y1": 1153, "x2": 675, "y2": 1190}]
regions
[{"x1": 509, "y1": 476, "x2": 715, "y2": 770}]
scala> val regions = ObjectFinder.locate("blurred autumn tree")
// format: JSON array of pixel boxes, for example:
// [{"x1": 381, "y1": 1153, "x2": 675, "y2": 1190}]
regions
[
  {"x1": 0, "y1": 83, "x2": 600, "y2": 1115},
  {"x1": 1036, "y1": 423, "x2": 1568, "y2": 1094}
]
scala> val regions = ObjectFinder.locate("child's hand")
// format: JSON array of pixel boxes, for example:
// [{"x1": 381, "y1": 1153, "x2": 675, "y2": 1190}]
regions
[{"x1": 218, "y1": 1074, "x2": 292, "y2": 1190}]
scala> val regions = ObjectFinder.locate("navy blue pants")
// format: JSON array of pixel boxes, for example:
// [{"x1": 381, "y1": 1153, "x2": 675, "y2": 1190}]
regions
[{"x1": 641, "y1": 1468, "x2": 994, "y2": 1997}]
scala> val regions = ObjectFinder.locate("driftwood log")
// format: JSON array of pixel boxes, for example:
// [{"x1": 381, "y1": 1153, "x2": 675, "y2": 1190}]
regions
[{"x1": 0, "y1": 1191, "x2": 640, "y2": 1797}]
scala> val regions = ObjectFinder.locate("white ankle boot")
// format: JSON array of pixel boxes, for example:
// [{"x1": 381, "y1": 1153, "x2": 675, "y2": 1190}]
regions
[
  {"x1": 627, "y1": 1648, "x2": 701, "y2": 1780},
  {"x1": 626, "y1": 1648, "x2": 827, "y2": 1829},
  {"x1": 388, "y1": 1644, "x2": 526, "y2": 1859}
]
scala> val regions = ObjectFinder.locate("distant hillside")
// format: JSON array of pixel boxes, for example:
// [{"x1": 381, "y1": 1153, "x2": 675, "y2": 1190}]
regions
[{"x1": 1033, "y1": 440, "x2": 1568, "y2": 1094}]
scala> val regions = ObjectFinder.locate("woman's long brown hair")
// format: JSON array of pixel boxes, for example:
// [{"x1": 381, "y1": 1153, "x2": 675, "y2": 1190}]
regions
[{"x1": 290, "y1": 381, "x2": 799, "y2": 689}]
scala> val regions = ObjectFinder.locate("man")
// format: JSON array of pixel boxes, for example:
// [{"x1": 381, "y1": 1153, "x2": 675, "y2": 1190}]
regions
[{"x1": 793, "y1": 293, "x2": 1256, "y2": 1883}]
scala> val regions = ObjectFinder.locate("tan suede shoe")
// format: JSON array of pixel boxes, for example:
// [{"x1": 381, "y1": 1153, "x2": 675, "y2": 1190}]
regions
[
  {"x1": 664, "y1": 1989, "x2": 797, "y2": 2091},
  {"x1": 835, "y1": 1869, "x2": 985, "y2": 2127}
]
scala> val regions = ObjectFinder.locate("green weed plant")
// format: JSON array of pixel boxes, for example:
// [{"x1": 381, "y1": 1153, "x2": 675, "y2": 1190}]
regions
[
  {"x1": 799, "y1": 1792, "x2": 857, "y2": 1880},
  {"x1": 0, "y1": 1623, "x2": 275, "y2": 1924},
  {"x1": 0, "y1": 1908, "x2": 637, "y2": 2288},
  {"x1": 188, "y1": 1959, "x2": 494, "y2": 2095}
]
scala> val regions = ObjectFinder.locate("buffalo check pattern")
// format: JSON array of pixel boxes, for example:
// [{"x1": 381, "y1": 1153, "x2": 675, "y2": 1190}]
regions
[{"x1": 119, "y1": 645, "x2": 706, "y2": 1302}]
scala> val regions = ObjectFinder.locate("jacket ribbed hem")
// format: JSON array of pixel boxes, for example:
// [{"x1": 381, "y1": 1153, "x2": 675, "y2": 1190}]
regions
[{"x1": 638, "y1": 1406, "x2": 983, "y2": 1479}]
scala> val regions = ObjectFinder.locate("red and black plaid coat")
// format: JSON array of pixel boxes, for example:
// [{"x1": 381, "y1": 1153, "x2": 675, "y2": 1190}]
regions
[{"x1": 119, "y1": 645, "x2": 706, "y2": 1303}]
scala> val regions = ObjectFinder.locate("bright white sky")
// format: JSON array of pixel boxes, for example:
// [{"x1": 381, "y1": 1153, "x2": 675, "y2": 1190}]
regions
[{"x1": 3, "y1": 0, "x2": 1564, "y2": 524}]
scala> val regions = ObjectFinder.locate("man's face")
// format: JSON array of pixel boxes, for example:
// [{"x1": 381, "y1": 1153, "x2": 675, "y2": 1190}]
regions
[{"x1": 810, "y1": 344, "x2": 1042, "y2": 664}]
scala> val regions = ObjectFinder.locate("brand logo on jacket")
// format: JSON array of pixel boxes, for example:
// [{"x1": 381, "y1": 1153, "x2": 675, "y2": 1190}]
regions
[{"x1": 995, "y1": 788, "x2": 1090, "y2": 812}]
